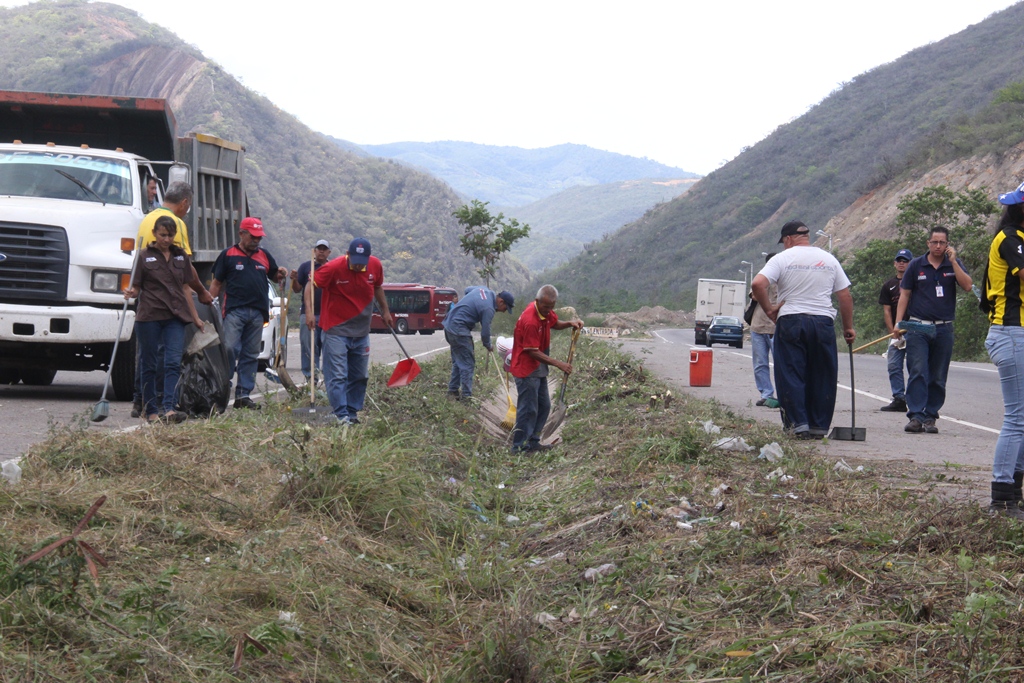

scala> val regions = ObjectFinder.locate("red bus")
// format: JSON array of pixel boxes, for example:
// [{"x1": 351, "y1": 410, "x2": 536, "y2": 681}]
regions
[{"x1": 371, "y1": 283, "x2": 458, "y2": 335}]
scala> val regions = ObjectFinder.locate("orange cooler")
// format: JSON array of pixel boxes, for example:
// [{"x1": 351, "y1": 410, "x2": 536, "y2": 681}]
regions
[{"x1": 689, "y1": 349, "x2": 712, "y2": 387}]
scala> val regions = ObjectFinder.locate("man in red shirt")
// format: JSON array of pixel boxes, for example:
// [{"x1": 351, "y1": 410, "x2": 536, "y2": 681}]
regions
[
  {"x1": 312, "y1": 238, "x2": 393, "y2": 425},
  {"x1": 509, "y1": 285, "x2": 583, "y2": 452}
]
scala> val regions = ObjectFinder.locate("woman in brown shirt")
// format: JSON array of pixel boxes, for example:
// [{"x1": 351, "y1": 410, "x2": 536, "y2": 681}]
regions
[{"x1": 124, "y1": 216, "x2": 205, "y2": 423}]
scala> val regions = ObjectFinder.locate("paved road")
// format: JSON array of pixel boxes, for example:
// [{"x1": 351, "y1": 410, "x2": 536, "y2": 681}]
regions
[
  {"x1": 0, "y1": 330, "x2": 451, "y2": 462},
  {"x1": 620, "y1": 328, "x2": 1001, "y2": 472}
]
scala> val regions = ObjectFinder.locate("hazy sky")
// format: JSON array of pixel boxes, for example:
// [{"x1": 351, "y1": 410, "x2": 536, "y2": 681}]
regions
[{"x1": 4, "y1": 0, "x2": 1021, "y2": 174}]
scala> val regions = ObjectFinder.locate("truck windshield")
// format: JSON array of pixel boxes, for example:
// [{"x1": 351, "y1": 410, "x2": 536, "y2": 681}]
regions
[{"x1": 0, "y1": 151, "x2": 132, "y2": 205}]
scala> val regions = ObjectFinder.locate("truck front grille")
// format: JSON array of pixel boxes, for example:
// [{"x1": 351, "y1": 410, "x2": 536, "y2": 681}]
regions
[{"x1": 0, "y1": 222, "x2": 69, "y2": 303}]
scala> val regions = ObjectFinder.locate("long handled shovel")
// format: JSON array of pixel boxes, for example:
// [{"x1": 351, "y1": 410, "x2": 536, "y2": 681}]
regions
[
  {"x1": 292, "y1": 252, "x2": 330, "y2": 420},
  {"x1": 852, "y1": 333, "x2": 894, "y2": 354},
  {"x1": 91, "y1": 249, "x2": 141, "y2": 422},
  {"x1": 386, "y1": 322, "x2": 421, "y2": 387},
  {"x1": 491, "y1": 350, "x2": 515, "y2": 431},
  {"x1": 542, "y1": 326, "x2": 581, "y2": 440},
  {"x1": 828, "y1": 341, "x2": 866, "y2": 441}
]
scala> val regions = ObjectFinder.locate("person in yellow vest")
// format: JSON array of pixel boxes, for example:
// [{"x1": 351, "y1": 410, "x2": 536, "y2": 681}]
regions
[{"x1": 983, "y1": 180, "x2": 1024, "y2": 519}]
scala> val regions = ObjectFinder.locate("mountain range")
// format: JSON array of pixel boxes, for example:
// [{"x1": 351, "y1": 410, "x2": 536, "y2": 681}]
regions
[
  {"x1": 354, "y1": 140, "x2": 698, "y2": 206},
  {"x1": 541, "y1": 2, "x2": 1024, "y2": 312}
]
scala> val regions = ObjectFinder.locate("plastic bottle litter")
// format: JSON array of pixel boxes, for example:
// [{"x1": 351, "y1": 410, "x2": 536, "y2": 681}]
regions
[
  {"x1": 584, "y1": 563, "x2": 617, "y2": 583},
  {"x1": 1, "y1": 460, "x2": 21, "y2": 485},
  {"x1": 758, "y1": 442, "x2": 784, "y2": 463},
  {"x1": 714, "y1": 436, "x2": 754, "y2": 452},
  {"x1": 833, "y1": 459, "x2": 863, "y2": 474},
  {"x1": 676, "y1": 521, "x2": 694, "y2": 531}
]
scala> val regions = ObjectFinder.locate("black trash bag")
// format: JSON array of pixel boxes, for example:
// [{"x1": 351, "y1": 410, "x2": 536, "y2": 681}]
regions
[{"x1": 178, "y1": 300, "x2": 231, "y2": 417}]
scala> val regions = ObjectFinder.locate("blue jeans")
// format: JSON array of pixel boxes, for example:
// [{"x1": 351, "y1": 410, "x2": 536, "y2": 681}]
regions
[
  {"x1": 134, "y1": 342, "x2": 163, "y2": 405},
  {"x1": 300, "y1": 315, "x2": 323, "y2": 379},
  {"x1": 512, "y1": 375, "x2": 551, "y2": 450},
  {"x1": 904, "y1": 324, "x2": 953, "y2": 422},
  {"x1": 222, "y1": 306, "x2": 264, "y2": 400},
  {"x1": 322, "y1": 333, "x2": 370, "y2": 420},
  {"x1": 136, "y1": 318, "x2": 185, "y2": 417},
  {"x1": 751, "y1": 331, "x2": 774, "y2": 399},
  {"x1": 886, "y1": 342, "x2": 907, "y2": 400},
  {"x1": 986, "y1": 326, "x2": 1024, "y2": 484},
  {"x1": 445, "y1": 329, "x2": 476, "y2": 397},
  {"x1": 773, "y1": 315, "x2": 838, "y2": 434}
]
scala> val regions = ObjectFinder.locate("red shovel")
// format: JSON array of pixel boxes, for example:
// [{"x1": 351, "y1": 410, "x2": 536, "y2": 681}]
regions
[{"x1": 386, "y1": 323, "x2": 421, "y2": 387}]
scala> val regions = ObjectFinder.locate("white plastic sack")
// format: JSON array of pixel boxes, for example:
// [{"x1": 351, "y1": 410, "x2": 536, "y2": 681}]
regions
[
  {"x1": 714, "y1": 436, "x2": 754, "y2": 452},
  {"x1": 758, "y1": 442, "x2": 784, "y2": 462}
]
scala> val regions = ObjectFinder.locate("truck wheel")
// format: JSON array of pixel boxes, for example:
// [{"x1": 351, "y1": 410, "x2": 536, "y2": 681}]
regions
[
  {"x1": 0, "y1": 369, "x2": 19, "y2": 385},
  {"x1": 734, "y1": 340, "x2": 744, "y2": 349},
  {"x1": 20, "y1": 369, "x2": 56, "y2": 386},
  {"x1": 419, "y1": 329, "x2": 435, "y2": 335},
  {"x1": 111, "y1": 335, "x2": 137, "y2": 402},
  {"x1": 705, "y1": 338, "x2": 712, "y2": 348},
  {"x1": 396, "y1": 319, "x2": 409, "y2": 335}
]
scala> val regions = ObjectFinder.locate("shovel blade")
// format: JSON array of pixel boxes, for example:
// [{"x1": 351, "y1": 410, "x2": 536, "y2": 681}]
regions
[
  {"x1": 828, "y1": 426, "x2": 866, "y2": 441},
  {"x1": 541, "y1": 404, "x2": 567, "y2": 440},
  {"x1": 90, "y1": 400, "x2": 110, "y2": 423},
  {"x1": 387, "y1": 358, "x2": 421, "y2": 388}
]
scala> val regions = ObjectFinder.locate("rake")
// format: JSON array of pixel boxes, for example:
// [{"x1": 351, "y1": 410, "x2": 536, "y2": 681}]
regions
[{"x1": 491, "y1": 350, "x2": 515, "y2": 431}]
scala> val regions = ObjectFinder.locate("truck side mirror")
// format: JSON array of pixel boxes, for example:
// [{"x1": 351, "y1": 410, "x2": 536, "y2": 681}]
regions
[{"x1": 168, "y1": 163, "x2": 190, "y2": 185}]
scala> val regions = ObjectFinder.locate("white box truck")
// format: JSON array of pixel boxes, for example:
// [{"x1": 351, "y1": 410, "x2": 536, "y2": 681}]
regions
[{"x1": 694, "y1": 278, "x2": 746, "y2": 344}]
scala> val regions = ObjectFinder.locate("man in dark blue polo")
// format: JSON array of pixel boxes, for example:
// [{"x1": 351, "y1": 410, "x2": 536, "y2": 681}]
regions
[
  {"x1": 209, "y1": 217, "x2": 288, "y2": 410},
  {"x1": 893, "y1": 226, "x2": 973, "y2": 434}
]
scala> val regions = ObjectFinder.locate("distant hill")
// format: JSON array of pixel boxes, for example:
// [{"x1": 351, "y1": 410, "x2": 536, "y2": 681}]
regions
[
  {"x1": 0, "y1": 1, "x2": 528, "y2": 293},
  {"x1": 505, "y1": 178, "x2": 697, "y2": 272},
  {"x1": 543, "y1": 2, "x2": 1024, "y2": 312},
  {"x1": 354, "y1": 140, "x2": 700, "y2": 206}
]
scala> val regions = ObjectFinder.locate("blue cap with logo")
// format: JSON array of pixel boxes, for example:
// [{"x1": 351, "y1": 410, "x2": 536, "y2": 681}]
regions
[
  {"x1": 497, "y1": 290, "x2": 515, "y2": 313},
  {"x1": 895, "y1": 249, "x2": 912, "y2": 261},
  {"x1": 999, "y1": 180, "x2": 1024, "y2": 205},
  {"x1": 347, "y1": 238, "x2": 371, "y2": 266}
]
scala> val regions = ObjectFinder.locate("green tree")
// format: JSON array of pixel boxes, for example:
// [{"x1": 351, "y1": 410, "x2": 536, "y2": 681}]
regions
[
  {"x1": 453, "y1": 200, "x2": 531, "y2": 287},
  {"x1": 894, "y1": 185, "x2": 997, "y2": 271}
]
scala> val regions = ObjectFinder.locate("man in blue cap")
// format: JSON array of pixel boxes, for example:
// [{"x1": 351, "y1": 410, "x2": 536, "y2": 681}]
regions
[
  {"x1": 878, "y1": 248, "x2": 913, "y2": 412},
  {"x1": 442, "y1": 286, "x2": 514, "y2": 400}
]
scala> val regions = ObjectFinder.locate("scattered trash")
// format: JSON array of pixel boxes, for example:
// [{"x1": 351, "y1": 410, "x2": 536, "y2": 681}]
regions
[
  {"x1": 676, "y1": 521, "x2": 694, "y2": 530},
  {"x1": 550, "y1": 552, "x2": 566, "y2": 561},
  {"x1": 785, "y1": 493, "x2": 799, "y2": 500},
  {"x1": 712, "y1": 500, "x2": 727, "y2": 514},
  {"x1": 584, "y1": 563, "x2": 617, "y2": 583},
  {"x1": 204, "y1": 556, "x2": 211, "y2": 564},
  {"x1": 714, "y1": 436, "x2": 754, "y2": 452},
  {"x1": 729, "y1": 521, "x2": 742, "y2": 530},
  {"x1": 676, "y1": 497, "x2": 700, "y2": 515},
  {"x1": 702, "y1": 420, "x2": 721, "y2": 434},
  {"x1": 278, "y1": 611, "x2": 303, "y2": 634},
  {"x1": 1, "y1": 460, "x2": 21, "y2": 485},
  {"x1": 766, "y1": 468, "x2": 795, "y2": 483},
  {"x1": 278, "y1": 473, "x2": 293, "y2": 485},
  {"x1": 467, "y1": 503, "x2": 489, "y2": 522},
  {"x1": 497, "y1": 483, "x2": 506, "y2": 489},
  {"x1": 758, "y1": 442, "x2": 784, "y2": 462},
  {"x1": 529, "y1": 558, "x2": 545, "y2": 566},
  {"x1": 454, "y1": 554, "x2": 469, "y2": 570},
  {"x1": 833, "y1": 459, "x2": 863, "y2": 474},
  {"x1": 710, "y1": 484, "x2": 734, "y2": 498},
  {"x1": 663, "y1": 506, "x2": 691, "y2": 520},
  {"x1": 505, "y1": 515, "x2": 520, "y2": 524},
  {"x1": 631, "y1": 500, "x2": 654, "y2": 517},
  {"x1": 535, "y1": 612, "x2": 559, "y2": 625}
]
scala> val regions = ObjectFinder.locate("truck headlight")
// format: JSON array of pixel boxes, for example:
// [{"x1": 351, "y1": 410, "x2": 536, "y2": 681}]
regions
[{"x1": 91, "y1": 271, "x2": 123, "y2": 293}]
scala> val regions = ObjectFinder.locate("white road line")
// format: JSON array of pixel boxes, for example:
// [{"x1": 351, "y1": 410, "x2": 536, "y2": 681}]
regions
[{"x1": 653, "y1": 331, "x2": 673, "y2": 343}]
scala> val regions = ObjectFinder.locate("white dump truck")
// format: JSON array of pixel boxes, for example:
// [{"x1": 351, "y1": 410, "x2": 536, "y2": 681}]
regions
[{"x1": 0, "y1": 91, "x2": 247, "y2": 399}]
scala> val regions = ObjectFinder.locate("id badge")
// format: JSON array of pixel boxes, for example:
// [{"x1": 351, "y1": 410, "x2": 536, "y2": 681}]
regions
[{"x1": 936, "y1": 285, "x2": 944, "y2": 298}]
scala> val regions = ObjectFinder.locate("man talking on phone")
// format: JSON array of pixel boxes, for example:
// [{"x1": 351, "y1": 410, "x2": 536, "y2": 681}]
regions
[{"x1": 893, "y1": 226, "x2": 972, "y2": 434}]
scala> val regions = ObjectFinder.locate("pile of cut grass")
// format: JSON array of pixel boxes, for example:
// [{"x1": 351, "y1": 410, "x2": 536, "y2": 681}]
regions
[{"x1": 0, "y1": 335, "x2": 1021, "y2": 682}]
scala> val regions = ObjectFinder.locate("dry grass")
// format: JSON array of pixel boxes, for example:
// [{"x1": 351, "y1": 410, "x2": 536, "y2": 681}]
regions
[{"x1": 0, "y1": 336, "x2": 1021, "y2": 681}]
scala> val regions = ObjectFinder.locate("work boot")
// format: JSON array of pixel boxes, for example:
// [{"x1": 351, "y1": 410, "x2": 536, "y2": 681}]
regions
[
  {"x1": 233, "y1": 397, "x2": 261, "y2": 410},
  {"x1": 990, "y1": 482, "x2": 1024, "y2": 520},
  {"x1": 1014, "y1": 471, "x2": 1024, "y2": 507},
  {"x1": 130, "y1": 399, "x2": 143, "y2": 419},
  {"x1": 904, "y1": 419, "x2": 924, "y2": 433},
  {"x1": 880, "y1": 398, "x2": 907, "y2": 412},
  {"x1": 923, "y1": 419, "x2": 938, "y2": 434}
]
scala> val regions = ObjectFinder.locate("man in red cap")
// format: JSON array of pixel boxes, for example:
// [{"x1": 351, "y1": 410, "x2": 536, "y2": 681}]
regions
[{"x1": 209, "y1": 217, "x2": 288, "y2": 410}]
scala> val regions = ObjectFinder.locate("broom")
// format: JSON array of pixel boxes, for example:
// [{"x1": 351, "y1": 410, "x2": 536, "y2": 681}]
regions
[{"x1": 491, "y1": 350, "x2": 515, "y2": 431}]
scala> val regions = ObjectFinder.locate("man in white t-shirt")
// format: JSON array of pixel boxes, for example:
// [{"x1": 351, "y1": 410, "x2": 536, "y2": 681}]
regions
[{"x1": 751, "y1": 220, "x2": 856, "y2": 439}]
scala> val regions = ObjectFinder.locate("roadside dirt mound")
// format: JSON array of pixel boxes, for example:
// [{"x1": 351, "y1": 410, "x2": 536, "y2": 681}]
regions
[{"x1": 600, "y1": 306, "x2": 693, "y2": 329}]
